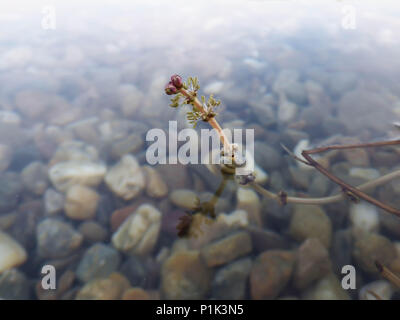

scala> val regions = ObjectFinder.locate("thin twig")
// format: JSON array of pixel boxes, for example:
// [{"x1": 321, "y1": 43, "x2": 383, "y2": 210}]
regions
[{"x1": 375, "y1": 261, "x2": 400, "y2": 289}]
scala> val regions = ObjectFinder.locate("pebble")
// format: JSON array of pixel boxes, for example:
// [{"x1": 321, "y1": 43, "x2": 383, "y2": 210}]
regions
[
  {"x1": 352, "y1": 232, "x2": 396, "y2": 274},
  {"x1": 169, "y1": 189, "x2": 198, "y2": 210},
  {"x1": 44, "y1": 188, "x2": 65, "y2": 216},
  {"x1": 200, "y1": 231, "x2": 252, "y2": 267},
  {"x1": 21, "y1": 161, "x2": 48, "y2": 195},
  {"x1": 212, "y1": 258, "x2": 252, "y2": 300},
  {"x1": 359, "y1": 280, "x2": 395, "y2": 300},
  {"x1": 110, "y1": 205, "x2": 137, "y2": 232},
  {"x1": 0, "y1": 268, "x2": 30, "y2": 299},
  {"x1": 75, "y1": 277, "x2": 124, "y2": 300},
  {"x1": 122, "y1": 287, "x2": 151, "y2": 300},
  {"x1": 64, "y1": 185, "x2": 99, "y2": 220},
  {"x1": 50, "y1": 141, "x2": 99, "y2": 165},
  {"x1": 0, "y1": 144, "x2": 12, "y2": 172},
  {"x1": 49, "y1": 160, "x2": 106, "y2": 192},
  {"x1": 110, "y1": 134, "x2": 143, "y2": 159},
  {"x1": 0, "y1": 231, "x2": 27, "y2": 273},
  {"x1": 293, "y1": 238, "x2": 332, "y2": 290},
  {"x1": 143, "y1": 165, "x2": 168, "y2": 198},
  {"x1": 36, "y1": 218, "x2": 83, "y2": 259},
  {"x1": 105, "y1": 154, "x2": 145, "y2": 200},
  {"x1": 303, "y1": 273, "x2": 350, "y2": 300},
  {"x1": 76, "y1": 243, "x2": 121, "y2": 283},
  {"x1": 0, "y1": 172, "x2": 22, "y2": 213},
  {"x1": 78, "y1": 221, "x2": 108, "y2": 244},
  {"x1": 161, "y1": 250, "x2": 212, "y2": 299},
  {"x1": 250, "y1": 250, "x2": 295, "y2": 300},
  {"x1": 112, "y1": 204, "x2": 161, "y2": 256},
  {"x1": 349, "y1": 202, "x2": 379, "y2": 233},
  {"x1": 236, "y1": 187, "x2": 262, "y2": 227},
  {"x1": 289, "y1": 205, "x2": 332, "y2": 248}
]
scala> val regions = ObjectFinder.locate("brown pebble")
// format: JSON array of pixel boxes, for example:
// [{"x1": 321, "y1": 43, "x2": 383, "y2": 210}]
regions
[{"x1": 122, "y1": 288, "x2": 150, "y2": 300}]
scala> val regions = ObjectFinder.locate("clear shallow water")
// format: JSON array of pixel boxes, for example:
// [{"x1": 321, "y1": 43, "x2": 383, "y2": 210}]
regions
[{"x1": 0, "y1": 0, "x2": 399, "y2": 300}]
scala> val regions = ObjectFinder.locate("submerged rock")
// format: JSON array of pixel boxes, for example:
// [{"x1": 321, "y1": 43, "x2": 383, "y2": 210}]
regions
[
  {"x1": 293, "y1": 238, "x2": 332, "y2": 290},
  {"x1": 353, "y1": 232, "x2": 396, "y2": 274},
  {"x1": 359, "y1": 280, "x2": 395, "y2": 300},
  {"x1": 44, "y1": 188, "x2": 65, "y2": 216},
  {"x1": 303, "y1": 273, "x2": 350, "y2": 300},
  {"x1": 169, "y1": 189, "x2": 198, "y2": 210},
  {"x1": 0, "y1": 231, "x2": 27, "y2": 273},
  {"x1": 112, "y1": 204, "x2": 161, "y2": 256},
  {"x1": 105, "y1": 154, "x2": 145, "y2": 200},
  {"x1": 289, "y1": 205, "x2": 332, "y2": 248},
  {"x1": 143, "y1": 165, "x2": 168, "y2": 198},
  {"x1": 64, "y1": 185, "x2": 99, "y2": 220},
  {"x1": 0, "y1": 268, "x2": 30, "y2": 299},
  {"x1": 21, "y1": 161, "x2": 48, "y2": 195},
  {"x1": 0, "y1": 172, "x2": 22, "y2": 213},
  {"x1": 200, "y1": 231, "x2": 252, "y2": 267},
  {"x1": 250, "y1": 250, "x2": 295, "y2": 300},
  {"x1": 36, "y1": 218, "x2": 83, "y2": 259},
  {"x1": 212, "y1": 258, "x2": 252, "y2": 300},
  {"x1": 161, "y1": 250, "x2": 212, "y2": 300},
  {"x1": 49, "y1": 160, "x2": 106, "y2": 192},
  {"x1": 76, "y1": 243, "x2": 121, "y2": 283}
]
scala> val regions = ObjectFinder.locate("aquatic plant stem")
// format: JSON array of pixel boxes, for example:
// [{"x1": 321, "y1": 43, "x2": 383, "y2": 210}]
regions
[
  {"x1": 249, "y1": 168, "x2": 400, "y2": 206},
  {"x1": 179, "y1": 87, "x2": 233, "y2": 152}
]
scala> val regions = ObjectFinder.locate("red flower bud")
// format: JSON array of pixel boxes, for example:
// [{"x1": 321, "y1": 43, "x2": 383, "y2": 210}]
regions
[
  {"x1": 170, "y1": 74, "x2": 183, "y2": 89},
  {"x1": 165, "y1": 81, "x2": 178, "y2": 95}
]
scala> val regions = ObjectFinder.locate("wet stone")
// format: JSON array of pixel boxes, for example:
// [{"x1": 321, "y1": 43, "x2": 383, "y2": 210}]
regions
[
  {"x1": 21, "y1": 161, "x2": 48, "y2": 195},
  {"x1": 143, "y1": 165, "x2": 168, "y2": 199},
  {"x1": 353, "y1": 232, "x2": 396, "y2": 274},
  {"x1": 250, "y1": 250, "x2": 295, "y2": 300},
  {"x1": 75, "y1": 278, "x2": 124, "y2": 300},
  {"x1": 112, "y1": 204, "x2": 161, "y2": 256},
  {"x1": 64, "y1": 185, "x2": 99, "y2": 221},
  {"x1": 44, "y1": 188, "x2": 65, "y2": 216},
  {"x1": 289, "y1": 205, "x2": 332, "y2": 248},
  {"x1": 78, "y1": 221, "x2": 108, "y2": 244},
  {"x1": 49, "y1": 160, "x2": 106, "y2": 192},
  {"x1": 212, "y1": 258, "x2": 252, "y2": 300},
  {"x1": 105, "y1": 154, "x2": 145, "y2": 200},
  {"x1": 293, "y1": 238, "x2": 332, "y2": 290},
  {"x1": 76, "y1": 243, "x2": 121, "y2": 283},
  {"x1": 169, "y1": 189, "x2": 198, "y2": 210},
  {"x1": 0, "y1": 268, "x2": 30, "y2": 300},
  {"x1": 11, "y1": 201, "x2": 43, "y2": 249},
  {"x1": 0, "y1": 172, "x2": 22, "y2": 213},
  {"x1": 303, "y1": 273, "x2": 350, "y2": 300},
  {"x1": 0, "y1": 231, "x2": 27, "y2": 273},
  {"x1": 200, "y1": 231, "x2": 252, "y2": 267},
  {"x1": 36, "y1": 218, "x2": 83, "y2": 259},
  {"x1": 161, "y1": 250, "x2": 212, "y2": 300}
]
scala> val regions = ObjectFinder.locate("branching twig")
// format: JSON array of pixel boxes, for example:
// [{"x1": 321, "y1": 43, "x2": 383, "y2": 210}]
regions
[{"x1": 165, "y1": 75, "x2": 400, "y2": 218}]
